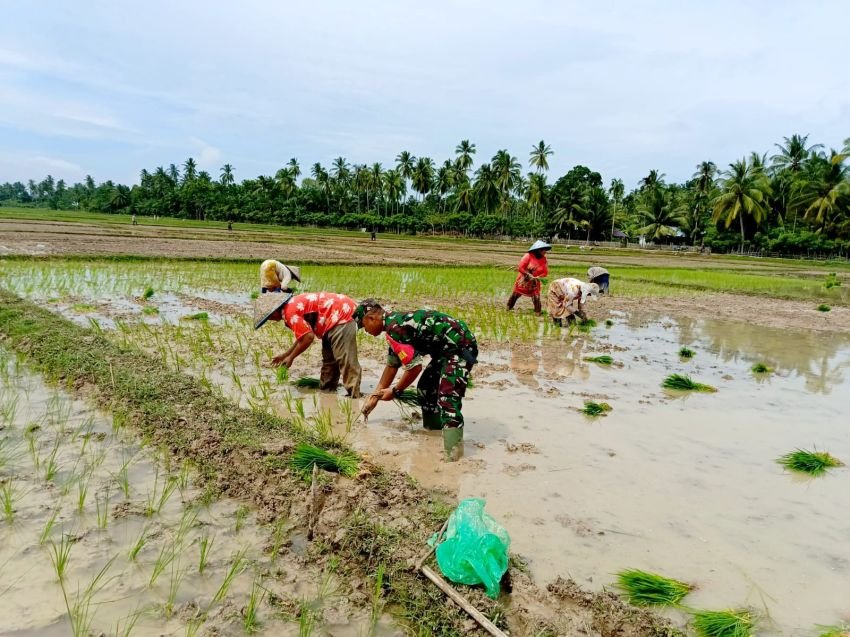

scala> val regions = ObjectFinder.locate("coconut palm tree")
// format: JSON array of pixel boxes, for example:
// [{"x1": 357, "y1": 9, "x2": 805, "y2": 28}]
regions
[
  {"x1": 311, "y1": 162, "x2": 331, "y2": 211},
  {"x1": 436, "y1": 164, "x2": 454, "y2": 211},
  {"x1": 639, "y1": 169, "x2": 665, "y2": 193},
  {"x1": 491, "y1": 150, "x2": 521, "y2": 214},
  {"x1": 168, "y1": 164, "x2": 180, "y2": 183},
  {"x1": 454, "y1": 140, "x2": 476, "y2": 174},
  {"x1": 220, "y1": 164, "x2": 235, "y2": 187},
  {"x1": 638, "y1": 189, "x2": 683, "y2": 241},
  {"x1": 529, "y1": 140, "x2": 553, "y2": 173},
  {"x1": 526, "y1": 172, "x2": 547, "y2": 221},
  {"x1": 608, "y1": 178, "x2": 624, "y2": 239},
  {"x1": 712, "y1": 158, "x2": 771, "y2": 253},
  {"x1": 369, "y1": 163, "x2": 383, "y2": 212},
  {"x1": 182, "y1": 157, "x2": 197, "y2": 184},
  {"x1": 287, "y1": 158, "x2": 301, "y2": 180},
  {"x1": 382, "y1": 170, "x2": 404, "y2": 215},
  {"x1": 793, "y1": 151, "x2": 850, "y2": 232},
  {"x1": 412, "y1": 157, "x2": 435, "y2": 201},
  {"x1": 473, "y1": 163, "x2": 499, "y2": 215},
  {"x1": 771, "y1": 134, "x2": 822, "y2": 175},
  {"x1": 685, "y1": 161, "x2": 716, "y2": 244},
  {"x1": 396, "y1": 151, "x2": 415, "y2": 182}
]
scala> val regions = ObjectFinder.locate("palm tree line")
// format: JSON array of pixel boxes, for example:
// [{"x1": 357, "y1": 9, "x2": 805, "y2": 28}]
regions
[{"x1": 2, "y1": 134, "x2": 848, "y2": 254}]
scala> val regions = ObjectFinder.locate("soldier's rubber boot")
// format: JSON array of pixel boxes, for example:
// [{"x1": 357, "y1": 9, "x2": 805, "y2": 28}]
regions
[
  {"x1": 442, "y1": 427, "x2": 464, "y2": 461},
  {"x1": 422, "y1": 410, "x2": 442, "y2": 431}
]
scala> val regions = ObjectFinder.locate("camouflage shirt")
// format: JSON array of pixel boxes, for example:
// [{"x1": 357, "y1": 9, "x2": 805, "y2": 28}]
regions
[{"x1": 384, "y1": 310, "x2": 478, "y2": 369}]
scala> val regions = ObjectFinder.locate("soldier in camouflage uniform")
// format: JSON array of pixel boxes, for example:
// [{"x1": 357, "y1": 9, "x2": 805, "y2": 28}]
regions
[{"x1": 355, "y1": 299, "x2": 477, "y2": 459}]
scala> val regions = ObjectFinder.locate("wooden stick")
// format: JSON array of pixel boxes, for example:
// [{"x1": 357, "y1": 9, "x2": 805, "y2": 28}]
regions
[
  {"x1": 307, "y1": 463, "x2": 319, "y2": 540},
  {"x1": 414, "y1": 519, "x2": 448, "y2": 570},
  {"x1": 420, "y1": 566, "x2": 508, "y2": 637}
]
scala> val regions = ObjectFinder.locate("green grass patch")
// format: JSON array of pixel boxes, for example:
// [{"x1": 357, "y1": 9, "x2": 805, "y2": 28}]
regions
[
  {"x1": 290, "y1": 443, "x2": 359, "y2": 477},
  {"x1": 678, "y1": 347, "x2": 695, "y2": 359},
  {"x1": 817, "y1": 304, "x2": 831, "y2": 312},
  {"x1": 581, "y1": 401, "x2": 612, "y2": 417},
  {"x1": 817, "y1": 624, "x2": 850, "y2": 637},
  {"x1": 182, "y1": 312, "x2": 209, "y2": 321},
  {"x1": 615, "y1": 569, "x2": 693, "y2": 606},
  {"x1": 751, "y1": 363, "x2": 772, "y2": 374},
  {"x1": 142, "y1": 306, "x2": 159, "y2": 316},
  {"x1": 584, "y1": 355, "x2": 614, "y2": 365},
  {"x1": 691, "y1": 609, "x2": 754, "y2": 637},
  {"x1": 662, "y1": 374, "x2": 716, "y2": 393},
  {"x1": 777, "y1": 449, "x2": 844, "y2": 476}
]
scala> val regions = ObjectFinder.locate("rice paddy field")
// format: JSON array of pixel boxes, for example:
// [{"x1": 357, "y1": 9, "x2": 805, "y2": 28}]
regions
[{"x1": 1, "y1": 223, "x2": 850, "y2": 636}]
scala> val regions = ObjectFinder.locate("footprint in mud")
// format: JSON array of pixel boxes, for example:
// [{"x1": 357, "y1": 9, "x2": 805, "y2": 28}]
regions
[
  {"x1": 503, "y1": 463, "x2": 537, "y2": 476},
  {"x1": 555, "y1": 514, "x2": 600, "y2": 537},
  {"x1": 505, "y1": 442, "x2": 539, "y2": 454}
]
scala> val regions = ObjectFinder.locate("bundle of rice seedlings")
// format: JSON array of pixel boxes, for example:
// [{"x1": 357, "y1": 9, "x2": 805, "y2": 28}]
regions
[
  {"x1": 584, "y1": 355, "x2": 614, "y2": 365},
  {"x1": 662, "y1": 374, "x2": 716, "y2": 393},
  {"x1": 143, "y1": 286, "x2": 155, "y2": 300},
  {"x1": 393, "y1": 389, "x2": 423, "y2": 408},
  {"x1": 183, "y1": 312, "x2": 209, "y2": 321},
  {"x1": 581, "y1": 401, "x2": 612, "y2": 416},
  {"x1": 751, "y1": 363, "x2": 772, "y2": 374},
  {"x1": 817, "y1": 304, "x2": 831, "y2": 312},
  {"x1": 577, "y1": 318, "x2": 597, "y2": 333},
  {"x1": 692, "y1": 609, "x2": 754, "y2": 637},
  {"x1": 293, "y1": 376, "x2": 321, "y2": 389},
  {"x1": 776, "y1": 448, "x2": 844, "y2": 476},
  {"x1": 615, "y1": 569, "x2": 693, "y2": 606},
  {"x1": 290, "y1": 443, "x2": 359, "y2": 477},
  {"x1": 276, "y1": 366, "x2": 289, "y2": 383},
  {"x1": 679, "y1": 347, "x2": 695, "y2": 359}
]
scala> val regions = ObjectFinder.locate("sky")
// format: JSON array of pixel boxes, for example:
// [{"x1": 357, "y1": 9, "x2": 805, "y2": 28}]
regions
[{"x1": 1, "y1": 0, "x2": 848, "y2": 189}]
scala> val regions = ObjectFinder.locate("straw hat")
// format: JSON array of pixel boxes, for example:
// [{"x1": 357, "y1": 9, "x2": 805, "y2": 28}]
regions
[
  {"x1": 253, "y1": 291, "x2": 293, "y2": 330},
  {"x1": 581, "y1": 282, "x2": 600, "y2": 302},
  {"x1": 587, "y1": 266, "x2": 609, "y2": 280},
  {"x1": 528, "y1": 240, "x2": 552, "y2": 253}
]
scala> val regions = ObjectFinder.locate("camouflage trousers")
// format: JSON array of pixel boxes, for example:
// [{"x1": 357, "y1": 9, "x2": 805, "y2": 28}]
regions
[{"x1": 417, "y1": 353, "x2": 474, "y2": 430}]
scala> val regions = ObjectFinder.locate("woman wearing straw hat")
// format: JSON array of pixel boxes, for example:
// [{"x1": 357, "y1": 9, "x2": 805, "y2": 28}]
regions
[
  {"x1": 547, "y1": 277, "x2": 599, "y2": 327},
  {"x1": 253, "y1": 264, "x2": 362, "y2": 398},
  {"x1": 259, "y1": 259, "x2": 301, "y2": 293},
  {"x1": 507, "y1": 240, "x2": 551, "y2": 315},
  {"x1": 586, "y1": 266, "x2": 610, "y2": 294}
]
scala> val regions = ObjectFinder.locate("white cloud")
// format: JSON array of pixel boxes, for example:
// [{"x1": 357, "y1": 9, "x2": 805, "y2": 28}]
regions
[{"x1": 0, "y1": 153, "x2": 84, "y2": 183}]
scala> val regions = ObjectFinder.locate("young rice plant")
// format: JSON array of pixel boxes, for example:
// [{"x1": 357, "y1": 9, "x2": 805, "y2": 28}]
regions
[
  {"x1": 615, "y1": 568, "x2": 693, "y2": 606},
  {"x1": 290, "y1": 443, "x2": 359, "y2": 477},
  {"x1": 777, "y1": 449, "x2": 844, "y2": 477},
  {"x1": 691, "y1": 608, "x2": 754, "y2": 637},
  {"x1": 584, "y1": 355, "x2": 614, "y2": 365},
  {"x1": 662, "y1": 374, "x2": 716, "y2": 393}
]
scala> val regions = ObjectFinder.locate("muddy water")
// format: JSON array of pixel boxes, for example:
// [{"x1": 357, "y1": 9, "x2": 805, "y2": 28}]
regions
[
  {"x1": 0, "y1": 355, "x2": 400, "y2": 637},
  {"x1": 343, "y1": 315, "x2": 850, "y2": 635}
]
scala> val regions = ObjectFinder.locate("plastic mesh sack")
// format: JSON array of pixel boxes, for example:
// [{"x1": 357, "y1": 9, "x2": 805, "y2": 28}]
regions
[{"x1": 434, "y1": 498, "x2": 510, "y2": 598}]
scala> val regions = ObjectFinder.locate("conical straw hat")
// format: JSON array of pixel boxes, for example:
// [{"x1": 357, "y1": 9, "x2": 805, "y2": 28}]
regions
[{"x1": 253, "y1": 291, "x2": 293, "y2": 330}]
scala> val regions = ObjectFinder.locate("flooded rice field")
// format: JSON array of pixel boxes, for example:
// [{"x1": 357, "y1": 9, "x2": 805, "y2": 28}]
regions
[
  {"x1": 0, "y1": 352, "x2": 400, "y2": 636},
  {"x1": 3, "y1": 260, "x2": 850, "y2": 635}
]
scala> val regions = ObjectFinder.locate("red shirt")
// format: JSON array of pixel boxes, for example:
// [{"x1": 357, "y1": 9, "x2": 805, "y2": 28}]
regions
[{"x1": 283, "y1": 292, "x2": 356, "y2": 339}]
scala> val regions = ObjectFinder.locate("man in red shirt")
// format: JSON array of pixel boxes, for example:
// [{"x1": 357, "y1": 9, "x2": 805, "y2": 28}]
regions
[{"x1": 254, "y1": 291, "x2": 361, "y2": 397}]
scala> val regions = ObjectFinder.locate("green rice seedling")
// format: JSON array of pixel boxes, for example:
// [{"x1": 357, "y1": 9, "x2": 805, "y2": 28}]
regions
[
  {"x1": 164, "y1": 561, "x2": 188, "y2": 618},
  {"x1": 235, "y1": 505, "x2": 250, "y2": 532},
  {"x1": 49, "y1": 533, "x2": 74, "y2": 581},
  {"x1": 817, "y1": 624, "x2": 850, "y2": 637},
  {"x1": 250, "y1": 290, "x2": 259, "y2": 300},
  {"x1": 142, "y1": 305, "x2": 159, "y2": 316},
  {"x1": 156, "y1": 476, "x2": 179, "y2": 515},
  {"x1": 114, "y1": 605, "x2": 144, "y2": 637},
  {"x1": 25, "y1": 427, "x2": 39, "y2": 470},
  {"x1": 581, "y1": 401, "x2": 613, "y2": 417},
  {"x1": 576, "y1": 318, "x2": 597, "y2": 333},
  {"x1": 615, "y1": 568, "x2": 693, "y2": 606},
  {"x1": 662, "y1": 374, "x2": 717, "y2": 393},
  {"x1": 211, "y1": 548, "x2": 248, "y2": 604},
  {"x1": 149, "y1": 542, "x2": 177, "y2": 586},
  {"x1": 777, "y1": 449, "x2": 844, "y2": 476},
  {"x1": 40, "y1": 506, "x2": 61, "y2": 544},
  {"x1": 2, "y1": 479, "x2": 16, "y2": 523},
  {"x1": 290, "y1": 443, "x2": 359, "y2": 478},
  {"x1": 584, "y1": 355, "x2": 614, "y2": 365},
  {"x1": 183, "y1": 312, "x2": 209, "y2": 321},
  {"x1": 269, "y1": 518, "x2": 286, "y2": 563},
  {"x1": 691, "y1": 608, "x2": 754, "y2": 637},
  {"x1": 185, "y1": 615, "x2": 206, "y2": 637},
  {"x1": 88, "y1": 317, "x2": 103, "y2": 334},
  {"x1": 393, "y1": 388, "x2": 423, "y2": 408},
  {"x1": 298, "y1": 603, "x2": 316, "y2": 637},
  {"x1": 276, "y1": 365, "x2": 289, "y2": 384},
  {"x1": 128, "y1": 526, "x2": 149, "y2": 561},
  {"x1": 369, "y1": 563, "x2": 386, "y2": 630},
  {"x1": 60, "y1": 555, "x2": 116, "y2": 637},
  {"x1": 96, "y1": 488, "x2": 110, "y2": 530},
  {"x1": 244, "y1": 577, "x2": 267, "y2": 634},
  {"x1": 751, "y1": 363, "x2": 773, "y2": 374},
  {"x1": 0, "y1": 390, "x2": 18, "y2": 426},
  {"x1": 76, "y1": 472, "x2": 91, "y2": 513},
  {"x1": 43, "y1": 439, "x2": 62, "y2": 482},
  {"x1": 817, "y1": 304, "x2": 831, "y2": 312},
  {"x1": 143, "y1": 286, "x2": 155, "y2": 300},
  {"x1": 293, "y1": 376, "x2": 321, "y2": 389},
  {"x1": 679, "y1": 347, "x2": 696, "y2": 359},
  {"x1": 177, "y1": 458, "x2": 193, "y2": 491},
  {"x1": 198, "y1": 533, "x2": 214, "y2": 574}
]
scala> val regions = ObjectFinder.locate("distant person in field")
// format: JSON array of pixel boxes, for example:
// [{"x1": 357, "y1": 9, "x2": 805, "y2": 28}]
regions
[
  {"x1": 371, "y1": 230, "x2": 377, "y2": 241},
  {"x1": 131, "y1": 214, "x2": 138, "y2": 225},
  {"x1": 507, "y1": 240, "x2": 550, "y2": 315},
  {"x1": 586, "y1": 266, "x2": 610, "y2": 294},
  {"x1": 259, "y1": 259, "x2": 300, "y2": 293},
  {"x1": 547, "y1": 277, "x2": 599, "y2": 326},
  {"x1": 228, "y1": 221, "x2": 233, "y2": 231},
  {"x1": 355, "y1": 299, "x2": 477, "y2": 460},
  {"x1": 254, "y1": 270, "x2": 362, "y2": 398}
]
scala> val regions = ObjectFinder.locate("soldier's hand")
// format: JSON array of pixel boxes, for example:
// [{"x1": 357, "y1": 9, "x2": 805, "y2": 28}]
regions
[{"x1": 361, "y1": 395, "x2": 380, "y2": 418}]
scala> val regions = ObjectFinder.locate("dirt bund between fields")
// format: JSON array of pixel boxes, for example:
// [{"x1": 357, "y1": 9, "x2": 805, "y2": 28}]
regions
[{"x1": 0, "y1": 289, "x2": 683, "y2": 637}]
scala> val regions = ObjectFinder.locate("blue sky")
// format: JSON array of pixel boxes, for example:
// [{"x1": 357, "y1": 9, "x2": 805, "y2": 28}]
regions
[{"x1": 1, "y1": 1, "x2": 848, "y2": 188}]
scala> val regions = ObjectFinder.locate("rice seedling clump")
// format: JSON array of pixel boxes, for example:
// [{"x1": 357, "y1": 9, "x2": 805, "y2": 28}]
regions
[
  {"x1": 577, "y1": 318, "x2": 597, "y2": 333},
  {"x1": 581, "y1": 401, "x2": 612, "y2": 417},
  {"x1": 290, "y1": 443, "x2": 359, "y2": 477},
  {"x1": 143, "y1": 286, "x2": 155, "y2": 300},
  {"x1": 183, "y1": 312, "x2": 209, "y2": 321},
  {"x1": 293, "y1": 376, "x2": 321, "y2": 389},
  {"x1": 662, "y1": 374, "x2": 716, "y2": 393},
  {"x1": 615, "y1": 569, "x2": 693, "y2": 606},
  {"x1": 276, "y1": 366, "x2": 289, "y2": 383},
  {"x1": 751, "y1": 363, "x2": 772, "y2": 374},
  {"x1": 679, "y1": 347, "x2": 695, "y2": 359},
  {"x1": 692, "y1": 609, "x2": 754, "y2": 637},
  {"x1": 584, "y1": 355, "x2": 614, "y2": 365},
  {"x1": 817, "y1": 304, "x2": 831, "y2": 312},
  {"x1": 393, "y1": 388, "x2": 423, "y2": 407},
  {"x1": 777, "y1": 448, "x2": 844, "y2": 476}
]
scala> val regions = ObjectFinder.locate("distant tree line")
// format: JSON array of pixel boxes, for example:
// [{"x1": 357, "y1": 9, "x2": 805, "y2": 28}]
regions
[{"x1": 2, "y1": 135, "x2": 849, "y2": 255}]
